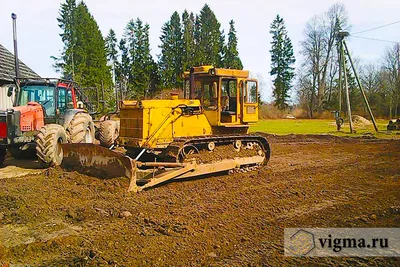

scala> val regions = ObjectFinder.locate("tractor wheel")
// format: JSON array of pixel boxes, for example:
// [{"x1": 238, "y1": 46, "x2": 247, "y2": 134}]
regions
[
  {"x1": 35, "y1": 124, "x2": 67, "y2": 167},
  {"x1": 66, "y1": 113, "x2": 95, "y2": 143},
  {"x1": 0, "y1": 148, "x2": 6, "y2": 167},
  {"x1": 8, "y1": 147, "x2": 37, "y2": 159},
  {"x1": 99, "y1": 120, "x2": 119, "y2": 148}
]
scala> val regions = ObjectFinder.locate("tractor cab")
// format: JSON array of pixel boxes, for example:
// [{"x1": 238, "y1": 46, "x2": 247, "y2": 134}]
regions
[
  {"x1": 0, "y1": 78, "x2": 92, "y2": 150},
  {"x1": 13, "y1": 79, "x2": 80, "y2": 124},
  {"x1": 184, "y1": 66, "x2": 259, "y2": 128}
]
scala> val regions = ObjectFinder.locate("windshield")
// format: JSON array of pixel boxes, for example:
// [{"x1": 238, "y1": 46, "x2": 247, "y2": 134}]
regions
[{"x1": 20, "y1": 84, "x2": 56, "y2": 116}]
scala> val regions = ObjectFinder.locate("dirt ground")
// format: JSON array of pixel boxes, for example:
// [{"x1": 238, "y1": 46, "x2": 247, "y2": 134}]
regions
[{"x1": 0, "y1": 134, "x2": 399, "y2": 266}]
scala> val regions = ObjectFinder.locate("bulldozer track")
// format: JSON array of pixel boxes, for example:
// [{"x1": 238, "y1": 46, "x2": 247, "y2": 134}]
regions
[{"x1": 161, "y1": 135, "x2": 270, "y2": 169}]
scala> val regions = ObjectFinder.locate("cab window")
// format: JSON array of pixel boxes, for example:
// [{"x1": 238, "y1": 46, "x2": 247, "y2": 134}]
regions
[
  {"x1": 221, "y1": 79, "x2": 238, "y2": 112},
  {"x1": 58, "y1": 88, "x2": 73, "y2": 113},
  {"x1": 203, "y1": 81, "x2": 217, "y2": 110},
  {"x1": 20, "y1": 84, "x2": 55, "y2": 116},
  {"x1": 194, "y1": 80, "x2": 202, "y2": 99},
  {"x1": 245, "y1": 81, "x2": 257, "y2": 104},
  {"x1": 67, "y1": 90, "x2": 73, "y2": 108}
]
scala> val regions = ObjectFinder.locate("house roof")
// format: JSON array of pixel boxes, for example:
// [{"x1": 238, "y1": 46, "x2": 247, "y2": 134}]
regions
[{"x1": 0, "y1": 43, "x2": 40, "y2": 86}]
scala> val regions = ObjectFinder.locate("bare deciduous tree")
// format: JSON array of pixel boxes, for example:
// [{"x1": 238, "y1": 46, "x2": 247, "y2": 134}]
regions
[
  {"x1": 297, "y1": 3, "x2": 349, "y2": 116},
  {"x1": 381, "y1": 44, "x2": 400, "y2": 117}
]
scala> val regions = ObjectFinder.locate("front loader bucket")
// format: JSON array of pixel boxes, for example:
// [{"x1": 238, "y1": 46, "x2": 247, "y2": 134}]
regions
[{"x1": 61, "y1": 143, "x2": 134, "y2": 180}]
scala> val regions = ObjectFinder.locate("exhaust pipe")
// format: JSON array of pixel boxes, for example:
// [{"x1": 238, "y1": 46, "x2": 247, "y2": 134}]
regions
[
  {"x1": 11, "y1": 13, "x2": 20, "y2": 79},
  {"x1": 189, "y1": 67, "x2": 194, "y2": 99}
]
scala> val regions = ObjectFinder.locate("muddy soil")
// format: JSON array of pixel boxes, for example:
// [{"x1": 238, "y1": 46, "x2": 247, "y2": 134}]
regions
[{"x1": 0, "y1": 134, "x2": 399, "y2": 266}]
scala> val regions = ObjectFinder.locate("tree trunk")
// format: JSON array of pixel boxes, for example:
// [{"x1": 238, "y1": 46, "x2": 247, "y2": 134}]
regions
[{"x1": 310, "y1": 72, "x2": 317, "y2": 118}]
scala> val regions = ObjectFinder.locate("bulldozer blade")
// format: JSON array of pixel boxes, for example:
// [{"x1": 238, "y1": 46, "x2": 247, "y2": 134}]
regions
[{"x1": 61, "y1": 143, "x2": 134, "y2": 180}]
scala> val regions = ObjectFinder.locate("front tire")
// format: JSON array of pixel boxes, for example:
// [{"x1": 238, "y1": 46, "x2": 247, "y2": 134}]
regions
[
  {"x1": 99, "y1": 120, "x2": 119, "y2": 147},
  {"x1": 66, "y1": 113, "x2": 95, "y2": 143},
  {"x1": 36, "y1": 124, "x2": 67, "y2": 167}
]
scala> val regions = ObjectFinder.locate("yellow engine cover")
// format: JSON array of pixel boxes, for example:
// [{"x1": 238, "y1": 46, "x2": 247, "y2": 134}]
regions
[{"x1": 119, "y1": 100, "x2": 213, "y2": 149}]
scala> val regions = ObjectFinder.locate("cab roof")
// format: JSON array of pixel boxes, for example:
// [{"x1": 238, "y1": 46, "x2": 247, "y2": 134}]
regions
[
  {"x1": 184, "y1": 66, "x2": 249, "y2": 78},
  {"x1": 19, "y1": 78, "x2": 76, "y2": 89}
]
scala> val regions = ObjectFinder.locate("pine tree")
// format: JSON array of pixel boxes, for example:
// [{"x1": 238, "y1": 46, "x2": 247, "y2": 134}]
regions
[
  {"x1": 193, "y1": 15, "x2": 203, "y2": 66},
  {"x1": 55, "y1": 0, "x2": 112, "y2": 108},
  {"x1": 224, "y1": 20, "x2": 243, "y2": 70},
  {"x1": 115, "y1": 38, "x2": 130, "y2": 100},
  {"x1": 269, "y1": 14, "x2": 295, "y2": 110},
  {"x1": 182, "y1": 10, "x2": 195, "y2": 71},
  {"x1": 105, "y1": 29, "x2": 118, "y2": 84},
  {"x1": 196, "y1": 4, "x2": 223, "y2": 66},
  {"x1": 124, "y1": 18, "x2": 156, "y2": 97},
  {"x1": 158, "y1": 11, "x2": 184, "y2": 88},
  {"x1": 218, "y1": 29, "x2": 226, "y2": 67},
  {"x1": 142, "y1": 23, "x2": 159, "y2": 96},
  {"x1": 105, "y1": 29, "x2": 118, "y2": 63},
  {"x1": 124, "y1": 19, "x2": 136, "y2": 84},
  {"x1": 54, "y1": 0, "x2": 76, "y2": 78},
  {"x1": 72, "y1": 2, "x2": 112, "y2": 90},
  {"x1": 118, "y1": 38, "x2": 129, "y2": 76}
]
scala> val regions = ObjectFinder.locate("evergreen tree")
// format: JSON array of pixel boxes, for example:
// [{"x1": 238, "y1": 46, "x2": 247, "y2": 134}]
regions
[
  {"x1": 193, "y1": 14, "x2": 203, "y2": 66},
  {"x1": 118, "y1": 38, "x2": 129, "y2": 76},
  {"x1": 105, "y1": 29, "x2": 118, "y2": 63},
  {"x1": 158, "y1": 11, "x2": 184, "y2": 88},
  {"x1": 124, "y1": 19, "x2": 136, "y2": 84},
  {"x1": 224, "y1": 20, "x2": 243, "y2": 69},
  {"x1": 124, "y1": 18, "x2": 156, "y2": 97},
  {"x1": 72, "y1": 2, "x2": 112, "y2": 90},
  {"x1": 148, "y1": 61, "x2": 160, "y2": 96},
  {"x1": 55, "y1": 0, "x2": 112, "y2": 108},
  {"x1": 136, "y1": 21, "x2": 156, "y2": 96},
  {"x1": 105, "y1": 29, "x2": 118, "y2": 84},
  {"x1": 196, "y1": 4, "x2": 223, "y2": 66},
  {"x1": 269, "y1": 14, "x2": 295, "y2": 110},
  {"x1": 115, "y1": 38, "x2": 130, "y2": 100},
  {"x1": 182, "y1": 10, "x2": 195, "y2": 71},
  {"x1": 218, "y1": 29, "x2": 226, "y2": 67},
  {"x1": 54, "y1": 0, "x2": 76, "y2": 78}
]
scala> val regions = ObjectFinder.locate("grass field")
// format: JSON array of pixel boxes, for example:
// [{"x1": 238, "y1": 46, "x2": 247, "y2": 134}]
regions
[{"x1": 249, "y1": 119, "x2": 400, "y2": 139}]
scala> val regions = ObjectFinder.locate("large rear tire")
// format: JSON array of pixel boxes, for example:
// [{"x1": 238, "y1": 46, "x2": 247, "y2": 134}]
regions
[
  {"x1": 36, "y1": 124, "x2": 67, "y2": 167},
  {"x1": 66, "y1": 113, "x2": 95, "y2": 143},
  {"x1": 0, "y1": 148, "x2": 6, "y2": 167},
  {"x1": 99, "y1": 120, "x2": 119, "y2": 147}
]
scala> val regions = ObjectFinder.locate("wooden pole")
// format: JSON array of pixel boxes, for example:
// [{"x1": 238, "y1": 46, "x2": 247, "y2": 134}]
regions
[
  {"x1": 341, "y1": 39, "x2": 353, "y2": 133},
  {"x1": 338, "y1": 42, "x2": 342, "y2": 114},
  {"x1": 343, "y1": 40, "x2": 378, "y2": 132},
  {"x1": 397, "y1": 43, "x2": 400, "y2": 118}
]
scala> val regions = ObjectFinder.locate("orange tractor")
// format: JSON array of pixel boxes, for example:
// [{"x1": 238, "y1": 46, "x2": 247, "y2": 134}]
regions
[
  {"x1": 0, "y1": 13, "x2": 119, "y2": 167},
  {"x1": 0, "y1": 78, "x2": 98, "y2": 167}
]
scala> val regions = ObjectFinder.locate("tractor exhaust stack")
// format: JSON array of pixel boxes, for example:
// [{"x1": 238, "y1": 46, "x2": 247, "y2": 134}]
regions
[{"x1": 11, "y1": 13, "x2": 20, "y2": 79}]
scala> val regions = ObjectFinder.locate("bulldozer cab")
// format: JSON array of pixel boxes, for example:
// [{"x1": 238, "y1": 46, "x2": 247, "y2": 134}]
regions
[{"x1": 184, "y1": 66, "x2": 259, "y2": 126}]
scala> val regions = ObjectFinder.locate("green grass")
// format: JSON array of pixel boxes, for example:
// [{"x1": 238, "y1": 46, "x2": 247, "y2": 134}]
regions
[{"x1": 249, "y1": 119, "x2": 400, "y2": 139}]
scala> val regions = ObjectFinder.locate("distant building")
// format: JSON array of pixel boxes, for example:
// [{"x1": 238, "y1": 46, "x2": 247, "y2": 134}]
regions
[{"x1": 0, "y1": 43, "x2": 40, "y2": 109}]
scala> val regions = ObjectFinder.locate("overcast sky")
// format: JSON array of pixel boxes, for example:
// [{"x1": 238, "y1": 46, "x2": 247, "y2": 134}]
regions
[{"x1": 1, "y1": 0, "x2": 399, "y2": 101}]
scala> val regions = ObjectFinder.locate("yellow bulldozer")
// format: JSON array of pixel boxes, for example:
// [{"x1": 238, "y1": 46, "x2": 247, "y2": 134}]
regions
[{"x1": 61, "y1": 66, "x2": 270, "y2": 192}]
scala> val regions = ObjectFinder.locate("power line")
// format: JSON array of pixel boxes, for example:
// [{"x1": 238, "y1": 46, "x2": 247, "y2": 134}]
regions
[
  {"x1": 352, "y1": 20, "x2": 400, "y2": 35},
  {"x1": 350, "y1": 35, "x2": 399, "y2": 44}
]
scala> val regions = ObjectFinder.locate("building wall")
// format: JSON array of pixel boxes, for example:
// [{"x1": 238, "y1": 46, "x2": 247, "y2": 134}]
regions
[{"x1": 0, "y1": 85, "x2": 14, "y2": 110}]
